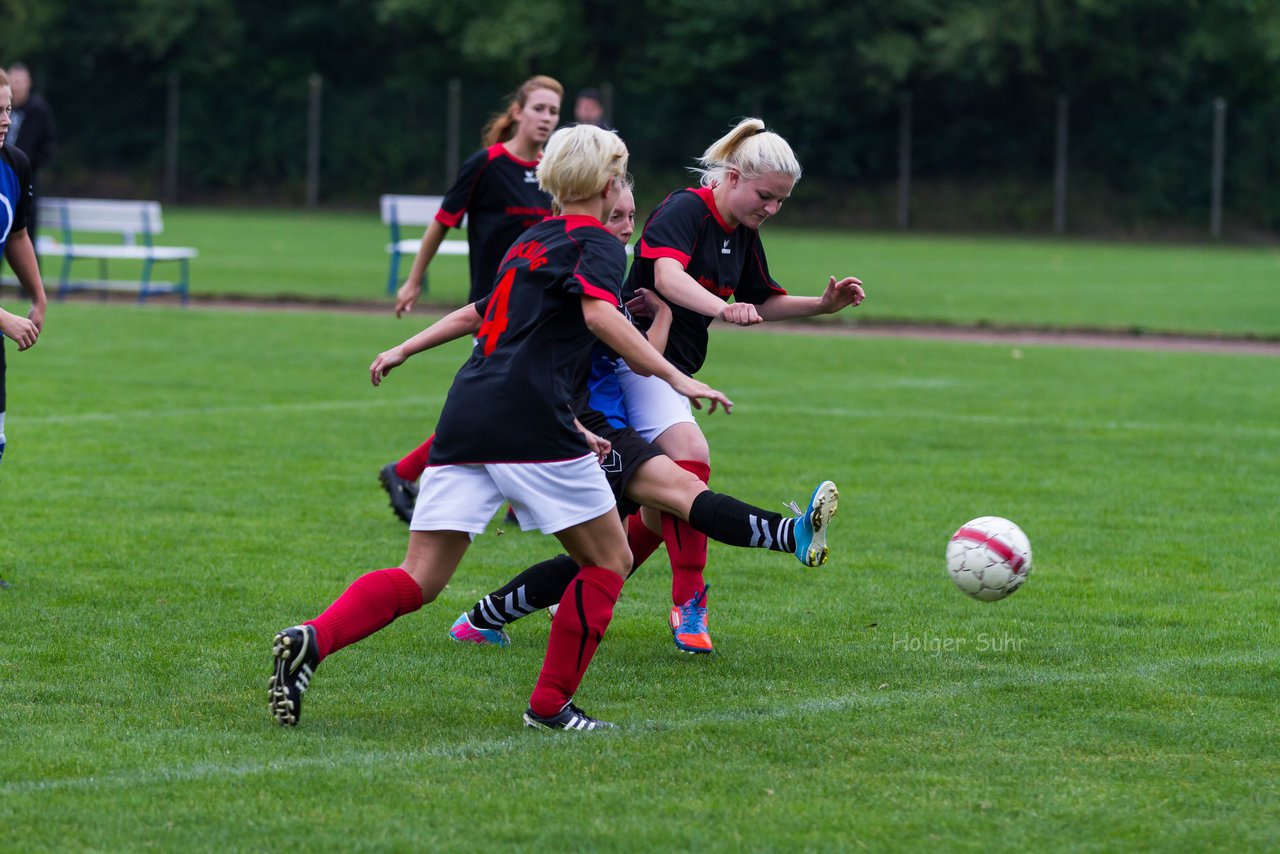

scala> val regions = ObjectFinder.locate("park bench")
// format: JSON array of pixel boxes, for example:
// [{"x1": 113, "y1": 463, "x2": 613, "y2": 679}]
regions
[
  {"x1": 380, "y1": 194, "x2": 468, "y2": 296},
  {"x1": 35, "y1": 197, "x2": 196, "y2": 303}
]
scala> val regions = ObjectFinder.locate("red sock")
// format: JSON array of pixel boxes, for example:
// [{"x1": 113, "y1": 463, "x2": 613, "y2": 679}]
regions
[
  {"x1": 305, "y1": 567, "x2": 423, "y2": 660},
  {"x1": 626, "y1": 512, "x2": 664, "y2": 572},
  {"x1": 528, "y1": 565, "x2": 625, "y2": 718},
  {"x1": 664, "y1": 460, "x2": 710, "y2": 605},
  {"x1": 394, "y1": 435, "x2": 435, "y2": 481}
]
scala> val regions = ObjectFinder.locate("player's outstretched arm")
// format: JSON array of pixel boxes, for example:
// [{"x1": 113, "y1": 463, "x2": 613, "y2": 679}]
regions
[
  {"x1": 395, "y1": 220, "x2": 452, "y2": 318},
  {"x1": 653, "y1": 257, "x2": 762, "y2": 326},
  {"x1": 371, "y1": 303, "x2": 482, "y2": 386},
  {"x1": 757, "y1": 276, "x2": 866, "y2": 321},
  {"x1": 582, "y1": 296, "x2": 733, "y2": 414}
]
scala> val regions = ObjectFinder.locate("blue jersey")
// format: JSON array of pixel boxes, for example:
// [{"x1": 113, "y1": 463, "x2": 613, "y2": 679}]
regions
[
  {"x1": 0, "y1": 144, "x2": 33, "y2": 256},
  {"x1": 585, "y1": 344, "x2": 628, "y2": 430}
]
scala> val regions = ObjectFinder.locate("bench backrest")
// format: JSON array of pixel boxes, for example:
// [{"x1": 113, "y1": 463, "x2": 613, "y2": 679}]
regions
[
  {"x1": 40, "y1": 198, "x2": 165, "y2": 245},
  {"x1": 380, "y1": 194, "x2": 445, "y2": 227}
]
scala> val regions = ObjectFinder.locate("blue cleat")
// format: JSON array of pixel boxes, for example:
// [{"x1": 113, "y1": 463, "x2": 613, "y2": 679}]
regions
[
  {"x1": 790, "y1": 481, "x2": 839, "y2": 567},
  {"x1": 449, "y1": 612, "x2": 511, "y2": 648},
  {"x1": 669, "y1": 586, "x2": 713, "y2": 654}
]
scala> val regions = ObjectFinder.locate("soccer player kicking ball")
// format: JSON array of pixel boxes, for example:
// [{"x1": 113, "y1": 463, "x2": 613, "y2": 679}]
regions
[
  {"x1": 611, "y1": 118, "x2": 866, "y2": 653},
  {"x1": 269, "y1": 125, "x2": 731, "y2": 731},
  {"x1": 448, "y1": 184, "x2": 839, "y2": 649}
]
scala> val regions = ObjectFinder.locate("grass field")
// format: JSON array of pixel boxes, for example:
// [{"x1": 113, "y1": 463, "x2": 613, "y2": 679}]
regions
[
  {"x1": 2, "y1": 301, "x2": 1278, "y2": 851},
  {"x1": 21, "y1": 206, "x2": 1278, "y2": 336}
]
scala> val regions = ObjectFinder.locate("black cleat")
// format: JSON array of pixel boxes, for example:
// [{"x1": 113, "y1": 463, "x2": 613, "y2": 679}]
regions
[
  {"x1": 379, "y1": 463, "x2": 418, "y2": 524},
  {"x1": 523, "y1": 701, "x2": 616, "y2": 731},
  {"x1": 269, "y1": 624, "x2": 319, "y2": 727}
]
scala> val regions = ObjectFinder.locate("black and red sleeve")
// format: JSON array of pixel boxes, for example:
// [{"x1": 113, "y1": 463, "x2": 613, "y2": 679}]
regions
[
  {"x1": 567, "y1": 227, "x2": 627, "y2": 303},
  {"x1": 435, "y1": 148, "x2": 490, "y2": 229},
  {"x1": 636, "y1": 191, "x2": 701, "y2": 269}
]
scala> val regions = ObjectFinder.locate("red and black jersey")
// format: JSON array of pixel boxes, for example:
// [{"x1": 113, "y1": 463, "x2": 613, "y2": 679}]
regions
[
  {"x1": 436, "y1": 143, "x2": 554, "y2": 303},
  {"x1": 623, "y1": 186, "x2": 786, "y2": 375},
  {"x1": 430, "y1": 215, "x2": 628, "y2": 465}
]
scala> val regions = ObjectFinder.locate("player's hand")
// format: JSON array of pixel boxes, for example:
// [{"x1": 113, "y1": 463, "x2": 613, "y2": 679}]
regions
[
  {"x1": 0, "y1": 309, "x2": 39, "y2": 351},
  {"x1": 582, "y1": 429, "x2": 612, "y2": 464},
  {"x1": 27, "y1": 302, "x2": 46, "y2": 333},
  {"x1": 573, "y1": 418, "x2": 613, "y2": 463},
  {"x1": 668, "y1": 374, "x2": 733, "y2": 415},
  {"x1": 394, "y1": 278, "x2": 423, "y2": 318},
  {"x1": 370, "y1": 347, "x2": 407, "y2": 386},
  {"x1": 718, "y1": 302, "x2": 762, "y2": 326},
  {"x1": 819, "y1": 275, "x2": 866, "y2": 313},
  {"x1": 625, "y1": 288, "x2": 669, "y2": 321}
]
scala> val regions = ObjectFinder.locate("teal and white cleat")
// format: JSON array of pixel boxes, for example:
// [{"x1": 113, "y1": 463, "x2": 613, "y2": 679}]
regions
[
  {"x1": 790, "y1": 481, "x2": 839, "y2": 567},
  {"x1": 449, "y1": 612, "x2": 511, "y2": 648}
]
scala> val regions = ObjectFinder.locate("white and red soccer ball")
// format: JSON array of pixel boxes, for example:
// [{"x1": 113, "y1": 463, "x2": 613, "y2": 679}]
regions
[{"x1": 946, "y1": 516, "x2": 1032, "y2": 602}]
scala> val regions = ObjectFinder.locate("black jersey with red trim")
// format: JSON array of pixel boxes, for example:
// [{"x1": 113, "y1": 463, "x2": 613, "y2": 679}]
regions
[
  {"x1": 0, "y1": 144, "x2": 33, "y2": 257},
  {"x1": 430, "y1": 215, "x2": 628, "y2": 465},
  {"x1": 623, "y1": 186, "x2": 786, "y2": 375},
  {"x1": 435, "y1": 143, "x2": 554, "y2": 303}
]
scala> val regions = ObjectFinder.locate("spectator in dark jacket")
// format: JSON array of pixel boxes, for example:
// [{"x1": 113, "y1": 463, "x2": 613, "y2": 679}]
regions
[{"x1": 6, "y1": 63, "x2": 56, "y2": 242}]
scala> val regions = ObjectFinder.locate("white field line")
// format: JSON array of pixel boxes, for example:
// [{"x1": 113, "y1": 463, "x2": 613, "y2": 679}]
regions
[
  {"x1": 748, "y1": 403, "x2": 1280, "y2": 441},
  {"x1": 0, "y1": 689, "x2": 920, "y2": 797},
  {"x1": 20, "y1": 396, "x2": 446, "y2": 426},
  {"x1": 19, "y1": 397, "x2": 1280, "y2": 441},
  {"x1": 6, "y1": 652, "x2": 1274, "y2": 798}
]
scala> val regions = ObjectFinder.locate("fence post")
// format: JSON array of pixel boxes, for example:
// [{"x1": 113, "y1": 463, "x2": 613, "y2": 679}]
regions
[
  {"x1": 1210, "y1": 96, "x2": 1226, "y2": 239},
  {"x1": 164, "y1": 72, "x2": 180, "y2": 203},
  {"x1": 1053, "y1": 95, "x2": 1069, "y2": 234},
  {"x1": 897, "y1": 93, "x2": 912, "y2": 228},
  {"x1": 306, "y1": 73, "x2": 322, "y2": 208},
  {"x1": 446, "y1": 78, "x2": 461, "y2": 186},
  {"x1": 601, "y1": 81, "x2": 615, "y2": 128}
]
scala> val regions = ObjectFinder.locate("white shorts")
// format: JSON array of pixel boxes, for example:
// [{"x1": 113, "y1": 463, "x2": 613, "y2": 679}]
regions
[
  {"x1": 615, "y1": 364, "x2": 697, "y2": 443},
  {"x1": 411, "y1": 454, "x2": 617, "y2": 535}
]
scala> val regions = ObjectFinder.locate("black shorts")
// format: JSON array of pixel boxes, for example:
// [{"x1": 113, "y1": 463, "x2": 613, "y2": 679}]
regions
[{"x1": 576, "y1": 405, "x2": 665, "y2": 518}]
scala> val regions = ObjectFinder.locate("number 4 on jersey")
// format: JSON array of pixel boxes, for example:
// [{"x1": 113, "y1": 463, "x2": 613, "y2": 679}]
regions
[{"x1": 477, "y1": 268, "x2": 515, "y2": 356}]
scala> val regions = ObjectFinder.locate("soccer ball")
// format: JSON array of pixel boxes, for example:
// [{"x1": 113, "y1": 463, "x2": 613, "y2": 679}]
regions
[{"x1": 946, "y1": 516, "x2": 1032, "y2": 602}]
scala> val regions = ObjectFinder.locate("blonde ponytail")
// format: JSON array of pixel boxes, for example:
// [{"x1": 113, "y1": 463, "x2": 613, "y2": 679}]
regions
[{"x1": 693, "y1": 117, "x2": 802, "y2": 187}]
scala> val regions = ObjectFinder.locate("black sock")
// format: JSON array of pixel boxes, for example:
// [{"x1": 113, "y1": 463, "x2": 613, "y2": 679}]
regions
[
  {"x1": 469, "y1": 554, "x2": 581, "y2": 630},
  {"x1": 687, "y1": 491, "x2": 796, "y2": 554}
]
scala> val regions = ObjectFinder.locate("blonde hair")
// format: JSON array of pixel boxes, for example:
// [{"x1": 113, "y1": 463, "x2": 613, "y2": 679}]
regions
[
  {"x1": 0, "y1": 69, "x2": 8, "y2": 87},
  {"x1": 693, "y1": 118, "x2": 802, "y2": 187},
  {"x1": 482, "y1": 75, "x2": 564, "y2": 147},
  {"x1": 537, "y1": 125, "x2": 629, "y2": 208}
]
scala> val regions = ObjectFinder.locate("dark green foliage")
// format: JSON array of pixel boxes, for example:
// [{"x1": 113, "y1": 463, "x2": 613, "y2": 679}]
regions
[{"x1": 11, "y1": 0, "x2": 1280, "y2": 231}]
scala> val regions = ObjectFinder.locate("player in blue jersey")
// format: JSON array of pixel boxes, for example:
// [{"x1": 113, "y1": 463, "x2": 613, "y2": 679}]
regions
[
  {"x1": 0, "y1": 69, "x2": 49, "y2": 469},
  {"x1": 615, "y1": 118, "x2": 866, "y2": 654},
  {"x1": 380, "y1": 75, "x2": 563, "y2": 521},
  {"x1": 269, "y1": 125, "x2": 733, "y2": 731}
]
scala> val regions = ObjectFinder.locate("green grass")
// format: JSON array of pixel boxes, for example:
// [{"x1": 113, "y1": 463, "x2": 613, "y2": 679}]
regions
[
  {"x1": 1, "y1": 303, "x2": 1277, "y2": 850},
  {"x1": 27, "y1": 205, "x2": 1279, "y2": 336}
]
